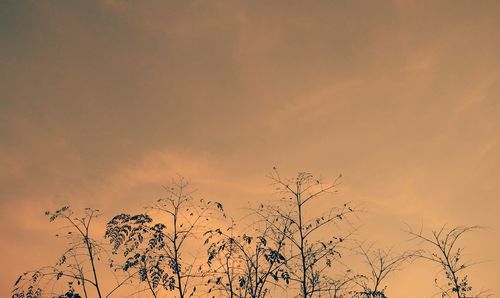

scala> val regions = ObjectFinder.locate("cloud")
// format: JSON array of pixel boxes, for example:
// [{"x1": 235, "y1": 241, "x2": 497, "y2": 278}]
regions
[{"x1": 1, "y1": 1, "x2": 500, "y2": 296}]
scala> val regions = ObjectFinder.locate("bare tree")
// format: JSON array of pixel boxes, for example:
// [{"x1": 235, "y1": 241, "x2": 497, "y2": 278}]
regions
[
  {"x1": 317, "y1": 269, "x2": 365, "y2": 298},
  {"x1": 351, "y1": 243, "x2": 418, "y2": 298},
  {"x1": 12, "y1": 207, "x2": 135, "y2": 298},
  {"x1": 254, "y1": 169, "x2": 355, "y2": 298},
  {"x1": 406, "y1": 225, "x2": 490, "y2": 298}
]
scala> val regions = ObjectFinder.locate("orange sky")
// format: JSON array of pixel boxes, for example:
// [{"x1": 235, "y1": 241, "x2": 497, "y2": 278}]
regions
[{"x1": 1, "y1": 1, "x2": 499, "y2": 297}]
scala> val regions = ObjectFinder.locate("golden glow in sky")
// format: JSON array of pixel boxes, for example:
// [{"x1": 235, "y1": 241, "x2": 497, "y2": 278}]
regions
[{"x1": 1, "y1": 1, "x2": 499, "y2": 297}]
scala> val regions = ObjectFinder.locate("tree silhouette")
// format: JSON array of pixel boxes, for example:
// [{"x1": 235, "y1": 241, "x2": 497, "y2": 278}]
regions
[
  {"x1": 351, "y1": 243, "x2": 419, "y2": 298},
  {"x1": 12, "y1": 207, "x2": 134, "y2": 298},
  {"x1": 322, "y1": 269, "x2": 365, "y2": 298},
  {"x1": 254, "y1": 169, "x2": 356, "y2": 298},
  {"x1": 105, "y1": 177, "x2": 224, "y2": 298},
  {"x1": 204, "y1": 216, "x2": 291, "y2": 298},
  {"x1": 406, "y1": 225, "x2": 490, "y2": 298},
  {"x1": 105, "y1": 213, "x2": 166, "y2": 297},
  {"x1": 11, "y1": 171, "x2": 497, "y2": 298}
]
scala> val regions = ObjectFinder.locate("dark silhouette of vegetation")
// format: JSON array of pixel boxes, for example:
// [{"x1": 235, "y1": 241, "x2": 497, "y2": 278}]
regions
[
  {"x1": 12, "y1": 207, "x2": 135, "y2": 298},
  {"x1": 105, "y1": 177, "x2": 225, "y2": 298},
  {"x1": 351, "y1": 243, "x2": 419, "y2": 298},
  {"x1": 204, "y1": 217, "x2": 291, "y2": 298},
  {"x1": 406, "y1": 225, "x2": 491, "y2": 298},
  {"x1": 323, "y1": 269, "x2": 365, "y2": 298},
  {"x1": 256, "y1": 169, "x2": 356, "y2": 298},
  {"x1": 12, "y1": 170, "x2": 494, "y2": 298}
]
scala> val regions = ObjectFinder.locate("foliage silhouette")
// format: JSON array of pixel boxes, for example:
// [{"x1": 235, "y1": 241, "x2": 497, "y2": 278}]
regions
[
  {"x1": 203, "y1": 217, "x2": 291, "y2": 298},
  {"x1": 254, "y1": 169, "x2": 356, "y2": 298},
  {"x1": 105, "y1": 177, "x2": 225, "y2": 298},
  {"x1": 11, "y1": 170, "x2": 495, "y2": 298},
  {"x1": 351, "y1": 243, "x2": 419, "y2": 298},
  {"x1": 406, "y1": 225, "x2": 491, "y2": 298},
  {"x1": 12, "y1": 207, "x2": 135, "y2": 298}
]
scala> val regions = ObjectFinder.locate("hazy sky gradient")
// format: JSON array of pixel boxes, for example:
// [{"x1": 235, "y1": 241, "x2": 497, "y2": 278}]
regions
[{"x1": 1, "y1": 1, "x2": 499, "y2": 296}]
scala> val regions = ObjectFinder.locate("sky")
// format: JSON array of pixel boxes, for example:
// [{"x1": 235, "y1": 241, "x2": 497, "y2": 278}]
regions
[{"x1": 1, "y1": 0, "x2": 499, "y2": 296}]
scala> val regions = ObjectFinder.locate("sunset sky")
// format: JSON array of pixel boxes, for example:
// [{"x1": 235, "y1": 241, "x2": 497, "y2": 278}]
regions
[{"x1": 1, "y1": 1, "x2": 499, "y2": 296}]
